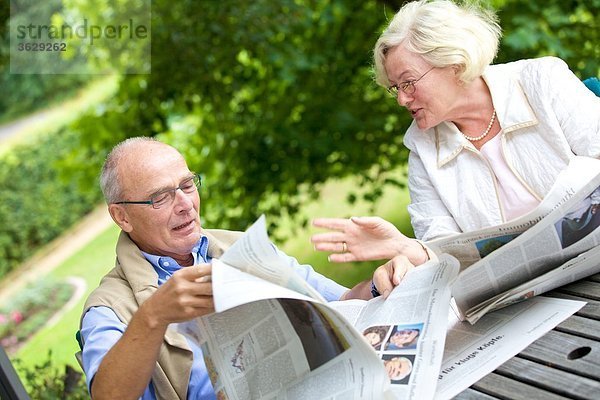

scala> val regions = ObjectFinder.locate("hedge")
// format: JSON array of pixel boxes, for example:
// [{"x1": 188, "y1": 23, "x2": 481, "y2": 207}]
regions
[{"x1": 0, "y1": 129, "x2": 102, "y2": 278}]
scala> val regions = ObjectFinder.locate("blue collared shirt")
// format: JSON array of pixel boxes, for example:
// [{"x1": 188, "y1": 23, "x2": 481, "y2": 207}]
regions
[{"x1": 81, "y1": 236, "x2": 347, "y2": 399}]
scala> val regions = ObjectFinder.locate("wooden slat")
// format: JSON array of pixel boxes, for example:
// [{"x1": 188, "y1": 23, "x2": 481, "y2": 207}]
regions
[
  {"x1": 545, "y1": 292, "x2": 600, "y2": 319},
  {"x1": 557, "y1": 281, "x2": 600, "y2": 301},
  {"x1": 555, "y1": 315, "x2": 600, "y2": 341},
  {"x1": 453, "y1": 388, "x2": 501, "y2": 400},
  {"x1": 495, "y1": 357, "x2": 600, "y2": 400},
  {"x1": 470, "y1": 372, "x2": 568, "y2": 400},
  {"x1": 467, "y1": 275, "x2": 600, "y2": 399},
  {"x1": 519, "y1": 330, "x2": 600, "y2": 380}
]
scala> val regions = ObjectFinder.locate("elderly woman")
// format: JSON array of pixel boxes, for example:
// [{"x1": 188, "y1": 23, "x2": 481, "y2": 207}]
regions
[{"x1": 311, "y1": 0, "x2": 600, "y2": 289}]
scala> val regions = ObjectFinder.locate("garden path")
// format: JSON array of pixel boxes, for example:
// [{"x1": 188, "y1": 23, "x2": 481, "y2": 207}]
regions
[{"x1": 0, "y1": 205, "x2": 113, "y2": 305}]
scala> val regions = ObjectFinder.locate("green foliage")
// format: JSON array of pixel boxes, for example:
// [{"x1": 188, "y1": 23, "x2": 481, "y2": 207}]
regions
[
  {"x1": 59, "y1": 0, "x2": 599, "y2": 235},
  {"x1": 62, "y1": 0, "x2": 409, "y2": 232},
  {"x1": 0, "y1": 129, "x2": 102, "y2": 278},
  {"x1": 0, "y1": 0, "x2": 89, "y2": 121},
  {"x1": 15, "y1": 351, "x2": 89, "y2": 400},
  {"x1": 495, "y1": 0, "x2": 600, "y2": 77}
]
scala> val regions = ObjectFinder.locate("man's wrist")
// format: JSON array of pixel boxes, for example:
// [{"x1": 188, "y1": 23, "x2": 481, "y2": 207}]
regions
[{"x1": 370, "y1": 280, "x2": 381, "y2": 298}]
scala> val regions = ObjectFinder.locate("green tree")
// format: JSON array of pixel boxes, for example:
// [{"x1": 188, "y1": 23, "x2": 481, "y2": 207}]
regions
[
  {"x1": 64, "y1": 0, "x2": 407, "y2": 232},
  {"x1": 495, "y1": 0, "x2": 600, "y2": 77},
  {"x1": 61, "y1": 0, "x2": 599, "y2": 233},
  {"x1": 0, "y1": 0, "x2": 89, "y2": 121}
]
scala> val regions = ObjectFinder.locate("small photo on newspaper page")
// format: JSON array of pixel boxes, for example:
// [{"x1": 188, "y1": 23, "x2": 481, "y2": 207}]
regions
[
  {"x1": 383, "y1": 324, "x2": 422, "y2": 351},
  {"x1": 279, "y1": 299, "x2": 350, "y2": 370},
  {"x1": 362, "y1": 325, "x2": 392, "y2": 351},
  {"x1": 554, "y1": 185, "x2": 600, "y2": 249},
  {"x1": 362, "y1": 322, "x2": 424, "y2": 386},
  {"x1": 474, "y1": 233, "x2": 520, "y2": 258},
  {"x1": 381, "y1": 354, "x2": 415, "y2": 385}
]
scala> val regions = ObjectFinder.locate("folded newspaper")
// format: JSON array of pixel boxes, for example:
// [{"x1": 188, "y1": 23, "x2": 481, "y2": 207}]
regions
[
  {"x1": 177, "y1": 215, "x2": 457, "y2": 400},
  {"x1": 426, "y1": 156, "x2": 600, "y2": 323},
  {"x1": 176, "y1": 212, "x2": 585, "y2": 399}
]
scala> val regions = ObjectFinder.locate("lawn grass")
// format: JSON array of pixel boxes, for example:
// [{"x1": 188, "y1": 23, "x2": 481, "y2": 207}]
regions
[
  {"x1": 14, "y1": 224, "x2": 120, "y2": 369},
  {"x1": 14, "y1": 173, "x2": 414, "y2": 371}
]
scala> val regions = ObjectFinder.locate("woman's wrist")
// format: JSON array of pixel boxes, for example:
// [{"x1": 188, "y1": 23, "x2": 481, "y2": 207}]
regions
[
  {"x1": 399, "y1": 239, "x2": 430, "y2": 265},
  {"x1": 414, "y1": 240, "x2": 431, "y2": 264}
]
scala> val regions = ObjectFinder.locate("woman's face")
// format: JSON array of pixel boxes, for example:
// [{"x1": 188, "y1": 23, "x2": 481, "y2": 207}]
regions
[
  {"x1": 390, "y1": 329, "x2": 419, "y2": 347},
  {"x1": 364, "y1": 331, "x2": 382, "y2": 346},
  {"x1": 384, "y1": 44, "x2": 460, "y2": 130}
]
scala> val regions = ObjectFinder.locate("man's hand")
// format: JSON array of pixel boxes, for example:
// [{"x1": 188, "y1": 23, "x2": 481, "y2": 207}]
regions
[
  {"x1": 91, "y1": 263, "x2": 214, "y2": 400},
  {"x1": 342, "y1": 255, "x2": 415, "y2": 301},
  {"x1": 372, "y1": 255, "x2": 415, "y2": 299},
  {"x1": 142, "y1": 263, "x2": 215, "y2": 329}
]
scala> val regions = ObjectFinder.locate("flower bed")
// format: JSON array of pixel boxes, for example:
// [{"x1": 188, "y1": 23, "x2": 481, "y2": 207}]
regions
[{"x1": 0, "y1": 279, "x2": 74, "y2": 353}]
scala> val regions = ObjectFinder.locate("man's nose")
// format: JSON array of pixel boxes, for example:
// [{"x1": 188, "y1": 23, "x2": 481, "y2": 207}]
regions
[{"x1": 173, "y1": 188, "x2": 194, "y2": 210}]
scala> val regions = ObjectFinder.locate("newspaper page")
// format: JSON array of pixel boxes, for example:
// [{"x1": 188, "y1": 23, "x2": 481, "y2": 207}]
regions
[
  {"x1": 466, "y1": 245, "x2": 600, "y2": 318},
  {"x1": 177, "y1": 215, "x2": 392, "y2": 400},
  {"x1": 435, "y1": 296, "x2": 586, "y2": 400},
  {"x1": 451, "y1": 165, "x2": 600, "y2": 323},
  {"x1": 219, "y1": 215, "x2": 326, "y2": 303},
  {"x1": 426, "y1": 156, "x2": 600, "y2": 269},
  {"x1": 327, "y1": 254, "x2": 460, "y2": 400}
]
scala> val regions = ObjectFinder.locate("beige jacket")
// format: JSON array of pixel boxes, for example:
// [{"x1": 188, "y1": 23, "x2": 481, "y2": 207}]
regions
[
  {"x1": 404, "y1": 57, "x2": 600, "y2": 241},
  {"x1": 80, "y1": 229, "x2": 242, "y2": 399}
]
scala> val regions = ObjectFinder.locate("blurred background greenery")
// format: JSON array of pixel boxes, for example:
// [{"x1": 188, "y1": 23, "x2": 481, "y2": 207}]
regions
[{"x1": 0, "y1": 0, "x2": 598, "y2": 397}]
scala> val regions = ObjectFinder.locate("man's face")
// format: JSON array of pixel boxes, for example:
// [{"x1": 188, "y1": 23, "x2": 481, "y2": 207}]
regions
[
  {"x1": 385, "y1": 357, "x2": 411, "y2": 381},
  {"x1": 113, "y1": 143, "x2": 202, "y2": 263}
]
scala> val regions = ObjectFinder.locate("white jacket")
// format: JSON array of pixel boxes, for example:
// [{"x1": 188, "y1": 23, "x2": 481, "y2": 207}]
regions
[{"x1": 404, "y1": 57, "x2": 600, "y2": 241}]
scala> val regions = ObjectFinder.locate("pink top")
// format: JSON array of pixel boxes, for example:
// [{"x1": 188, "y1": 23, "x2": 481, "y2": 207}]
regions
[{"x1": 479, "y1": 133, "x2": 540, "y2": 221}]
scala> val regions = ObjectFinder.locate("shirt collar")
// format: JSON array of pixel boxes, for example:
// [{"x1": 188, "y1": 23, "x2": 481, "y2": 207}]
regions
[
  {"x1": 436, "y1": 64, "x2": 539, "y2": 167},
  {"x1": 142, "y1": 235, "x2": 210, "y2": 284}
]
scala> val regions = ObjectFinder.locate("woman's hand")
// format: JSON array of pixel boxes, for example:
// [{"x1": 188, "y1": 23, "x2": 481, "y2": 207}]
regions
[{"x1": 311, "y1": 216, "x2": 429, "y2": 265}]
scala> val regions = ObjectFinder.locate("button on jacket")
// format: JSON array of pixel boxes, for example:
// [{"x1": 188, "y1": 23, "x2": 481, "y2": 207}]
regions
[{"x1": 404, "y1": 57, "x2": 600, "y2": 241}]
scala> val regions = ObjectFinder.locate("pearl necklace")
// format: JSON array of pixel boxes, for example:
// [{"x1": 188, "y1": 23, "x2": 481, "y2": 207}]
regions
[{"x1": 462, "y1": 110, "x2": 496, "y2": 141}]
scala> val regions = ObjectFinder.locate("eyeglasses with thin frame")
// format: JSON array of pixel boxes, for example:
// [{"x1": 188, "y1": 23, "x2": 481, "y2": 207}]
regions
[
  {"x1": 387, "y1": 67, "x2": 435, "y2": 98},
  {"x1": 115, "y1": 174, "x2": 201, "y2": 209}
]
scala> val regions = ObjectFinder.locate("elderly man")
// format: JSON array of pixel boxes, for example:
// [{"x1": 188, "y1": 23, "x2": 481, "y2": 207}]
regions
[{"x1": 80, "y1": 137, "x2": 408, "y2": 399}]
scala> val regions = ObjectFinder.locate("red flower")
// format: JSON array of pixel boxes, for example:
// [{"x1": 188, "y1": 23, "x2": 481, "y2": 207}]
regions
[{"x1": 10, "y1": 311, "x2": 23, "y2": 324}]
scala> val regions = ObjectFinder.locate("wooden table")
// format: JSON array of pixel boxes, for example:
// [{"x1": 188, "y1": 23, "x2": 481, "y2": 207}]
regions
[{"x1": 457, "y1": 273, "x2": 600, "y2": 400}]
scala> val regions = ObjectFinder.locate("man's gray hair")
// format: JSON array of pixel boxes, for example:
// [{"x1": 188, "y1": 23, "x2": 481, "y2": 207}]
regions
[{"x1": 100, "y1": 137, "x2": 159, "y2": 204}]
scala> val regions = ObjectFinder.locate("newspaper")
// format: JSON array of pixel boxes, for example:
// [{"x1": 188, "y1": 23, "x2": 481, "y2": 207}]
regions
[
  {"x1": 175, "y1": 215, "x2": 585, "y2": 399},
  {"x1": 178, "y1": 215, "x2": 394, "y2": 400},
  {"x1": 426, "y1": 156, "x2": 600, "y2": 323},
  {"x1": 427, "y1": 156, "x2": 600, "y2": 270},
  {"x1": 435, "y1": 296, "x2": 585, "y2": 400},
  {"x1": 327, "y1": 254, "x2": 459, "y2": 400}
]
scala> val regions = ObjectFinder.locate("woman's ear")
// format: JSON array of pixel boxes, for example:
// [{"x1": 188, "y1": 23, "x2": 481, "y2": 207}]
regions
[
  {"x1": 108, "y1": 204, "x2": 133, "y2": 232},
  {"x1": 451, "y1": 64, "x2": 466, "y2": 86}
]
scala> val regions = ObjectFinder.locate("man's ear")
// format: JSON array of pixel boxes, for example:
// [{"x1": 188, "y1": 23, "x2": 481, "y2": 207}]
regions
[{"x1": 108, "y1": 204, "x2": 133, "y2": 232}]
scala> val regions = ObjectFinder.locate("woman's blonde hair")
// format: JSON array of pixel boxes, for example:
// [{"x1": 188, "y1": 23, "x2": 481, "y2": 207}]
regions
[{"x1": 373, "y1": 0, "x2": 501, "y2": 87}]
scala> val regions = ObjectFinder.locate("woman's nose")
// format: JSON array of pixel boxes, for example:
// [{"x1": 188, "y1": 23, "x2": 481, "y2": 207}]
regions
[{"x1": 397, "y1": 91, "x2": 412, "y2": 107}]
